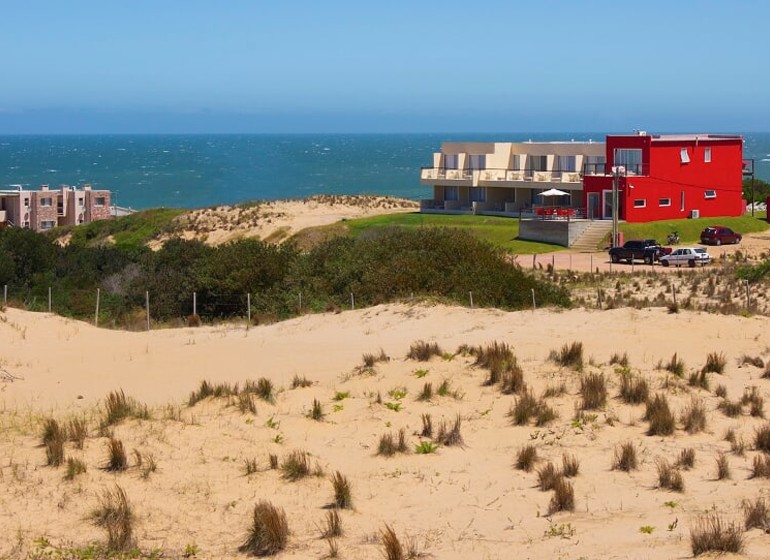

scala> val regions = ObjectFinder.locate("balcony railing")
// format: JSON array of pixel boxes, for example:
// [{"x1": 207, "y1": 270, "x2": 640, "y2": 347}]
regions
[
  {"x1": 420, "y1": 167, "x2": 584, "y2": 183},
  {"x1": 583, "y1": 162, "x2": 649, "y2": 176}
]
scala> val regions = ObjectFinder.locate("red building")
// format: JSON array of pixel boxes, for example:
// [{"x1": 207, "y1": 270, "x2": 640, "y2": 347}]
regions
[{"x1": 582, "y1": 133, "x2": 744, "y2": 223}]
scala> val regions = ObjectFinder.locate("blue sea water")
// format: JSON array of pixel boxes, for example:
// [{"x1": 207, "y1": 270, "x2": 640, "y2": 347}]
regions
[{"x1": 1, "y1": 133, "x2": 769, "y2": 210}]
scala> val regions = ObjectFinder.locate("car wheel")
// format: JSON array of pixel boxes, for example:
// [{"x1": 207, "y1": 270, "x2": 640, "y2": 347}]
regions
[
  {"x1": 644, "y1": 255, "x2": 652, "y2": 265},
  {"x1": 688, "y1": 259, "x2": 696, "y2": 268},
  {"x1": 716, "y1": 239, "x2": 721, "y2": 246},
  {"x1": 662, "y1": 260, "x2": 670, "y2": 267},
  {"x1": 735, "y1": 237, "x2": 741, "y2": 244},
  {"x1": 611, "y1": 254, "x2": 619, "y2": 263}
]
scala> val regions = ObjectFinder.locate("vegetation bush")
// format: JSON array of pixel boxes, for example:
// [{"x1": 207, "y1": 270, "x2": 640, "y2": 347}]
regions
[
  {"x1": 0, "y1": 226, "x2": 569, "y2": 326},
  {"x1": 690, "y1": 513, "x2": 744, "y2": 556}
]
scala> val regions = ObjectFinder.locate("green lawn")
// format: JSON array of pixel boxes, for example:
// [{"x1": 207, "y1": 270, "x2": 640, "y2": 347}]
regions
[
  {"x1": 342, "y1": 211, "x2": 770, "y2": 254},
  {"x1": 619, "y1": 214, "x2": 769, "y2": 245},
  {"x1": 343, "y1": 212, "x2": 563, "y2": 254}
]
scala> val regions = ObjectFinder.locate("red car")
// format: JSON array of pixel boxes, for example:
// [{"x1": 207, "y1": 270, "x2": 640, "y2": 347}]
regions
[{"x1": 700, "y1": 226, "x2": 742, "y2": 246}]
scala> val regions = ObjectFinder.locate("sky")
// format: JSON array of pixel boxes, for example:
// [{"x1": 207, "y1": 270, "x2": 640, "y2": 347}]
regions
[{"x1": 0, "y1": 0, "x2": 768, "y2": 134}]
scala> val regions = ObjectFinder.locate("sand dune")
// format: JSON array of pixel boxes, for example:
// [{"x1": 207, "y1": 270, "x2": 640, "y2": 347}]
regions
[{"x1": 2, "y1": 302, "x2": 770, "y2": 559}]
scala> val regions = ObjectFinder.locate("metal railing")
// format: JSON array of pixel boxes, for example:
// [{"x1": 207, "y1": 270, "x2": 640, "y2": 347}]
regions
[{"x1": 420, "y1": 166, "x2": 585, "y2": 183}]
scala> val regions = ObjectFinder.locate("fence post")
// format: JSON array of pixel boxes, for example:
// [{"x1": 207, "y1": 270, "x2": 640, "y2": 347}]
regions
[
  {"x1": 95, "y1": 288, "x2": 100, "y2": 327},
  {"x1": 145, "y1": 291, "x2": 150, "y2": 331},
  {"x1": 247, "y1": 293, "x2": 251, "y2": 328},
  {"x1": 48, "y1": 286, "x2": 52, "y2": 313},
  {"x1": 745, "y1": 281, "x2": 751, "y2": 310},
  {"x1": 531, "y1": 288, "x2": 536, "y2": 311},
  {"x1": 193, "y1": 292, "x2": 197, "y2": 317},
  {"x1": 469, "y1": 291, "x2": 474, "y2": 308},
  {"x1": 351, "y1": 293, "x2": 355, "y2": 311},
  {"x1": 532, "y1": 254, "x2": 537, "y2": 269},
  {"x1": 590, "y1": 254, "x2": 593, "y2": 274},
  {"x1": 672, "y1": 284, "x2": 677, "y2": 306},
  {"x1": 3, "y1": 285, "x2": 6, "y2": 306},
  {"x1": 298, "y1": 292, "x2": 302, "y2": 313}
]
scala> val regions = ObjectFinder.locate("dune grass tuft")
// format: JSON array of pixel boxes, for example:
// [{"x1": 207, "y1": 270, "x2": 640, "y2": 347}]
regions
[
  {"x1": 754, "y1": 423, "x2": 770, "y2": 453},
  {"x1": 548, "y1": 478, "x2": 575, "y2": 514},
  {"x1": 105, "y1": 437, "x2": 128, "y2": 472},
  {"x1": 702, "y1": 352, "x2": 726, "y2": 374},
  {"x1": 380, "y1": 525, "x2": 404, "y2": 560},
  {"x1": 618, "y1": 371, "x2": 648, "y2": 404},
  {"x1": 551, "y1": 341, "x2": 584, "y2": 371},
  {"x1": 330, "y1": 471, "x2": 352, "y2": 509},
  {"x1": 420, "y1": 414, "x2": 433, "y2": 438},
  {"x1": 322, "y1": 509, "x2": 342, "y2": 538},
  {"x1": 64, "y1": 457, "x2": 87, "y2": 481},
  {"x1": 101, "y1": 389, "x2": 149, "y2": 428},
  {"x1": 407, "y1": 340, "x2": 442, "y2": 362},
  {"x1": 657, "y1": 459, "x2": 685, "y2": 492},
  {"x1": 690, "y1": 512, "x2": 743, "y2": 556},
  {"x1": 663, "y1": 353, "x2": 685, "y2": 377},
  {"x1": 613, "y1": 442, "x2": 638, "y2": 472},
  {"x1": 291, "y1": 375, "x2": 313, "y2": 389},
  {"x1": 743, "y1": 498, "x2": 770, "y2": 531},
  {"x1": 676, "y1": 448, "x2": 696, "y2": 470},
  {"x1": 681, "y1": 398, "x2": 707, "y2": 434},
  {"x1": 515, "y1": 444, "x2": 538, "y2": 472},
  {"x1": 715, "y1": 453, "x2": 731, "y2": 480},
  {"x1": 537, "y1": 462, "x2": 562, "y2": 491},
  {"x1": 281, "y1": 450, "x2": 311, "y2": 481},
  {"x1": 42, "y1": 418, "x2": 66, "y2": 467},
  {"x1": 239, "y1": 500, "x2": 289, "y2": 557},
  {"x1": 307, "y1": 399, "x2": 325, "y2": 421},
  {"x1": 91, "y1": 485, "x2": 135, "y2": 551},
  {"x1": 751, "y1": 455, "x2": 770, "y2": 478},
  {"x1": 645, "y1": 394, "x2": 675, "y2": 436},
  {"x1": 562, "y1": 453, "x2": 580, "y2": 478},
  {"x1": 579, "y1": 373, "x2": 607, "y2": 410},
  {"x1": 436, "y1": 414, "x2": 463, "y2": 447}
]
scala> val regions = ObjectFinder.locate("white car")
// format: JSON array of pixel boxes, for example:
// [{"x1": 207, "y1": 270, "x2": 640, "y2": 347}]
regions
[{"x1": 659, "y1": 247, "x2": 710, "y2": 267}]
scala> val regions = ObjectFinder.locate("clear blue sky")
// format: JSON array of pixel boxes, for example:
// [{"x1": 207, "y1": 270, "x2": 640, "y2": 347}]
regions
[{"x1": 1, "y1": 0, "x2": 767, "y2": 134}]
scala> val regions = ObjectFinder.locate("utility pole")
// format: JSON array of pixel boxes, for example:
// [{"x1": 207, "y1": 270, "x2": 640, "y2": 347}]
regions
[{"x1": 612, "y1": 166, "x2": 620, "y2": 246}]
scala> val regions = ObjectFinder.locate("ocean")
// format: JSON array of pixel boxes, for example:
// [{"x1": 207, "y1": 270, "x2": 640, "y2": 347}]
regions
[{"x1": 1, "y1": 133, "x2": 769, "y2": 210}]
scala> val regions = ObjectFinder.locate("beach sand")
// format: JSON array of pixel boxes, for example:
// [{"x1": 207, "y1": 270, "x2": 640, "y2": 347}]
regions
[{"x1": 2, "y1": 301, "x2": 769, "y2": 559}]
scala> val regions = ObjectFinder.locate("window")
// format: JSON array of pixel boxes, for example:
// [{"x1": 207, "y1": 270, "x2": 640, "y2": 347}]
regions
[
  {"x1": 633, "y1": 199, "x2": 646, "y2": 208},
  {"x1": 704, "y1": 148, "x2": 711, "y2": 163},
  {"x1": 680, "y1": 148, "x2": 690, "y2": 164},
  {"x1": 40, "y1": 220, "x2": 55, "y2": 229},
  {"x1": 40, "y1": 197, "x2": 53, "y2": 207},
  {"x1": 444, "y1": 154, "x2": 458, "y2": 169},
  {"x1": 680, "y1": 192, "x2": 685, "y2": 211},
  {"x1": 557, "y1": 155, "x2": 576, "y2": 172},
  {"x1": 705, "y1": 190, "x2": 717, "y2": 199},
  {"x1": 468, "y1": 155, "x2": 486, "y2": 170},
  {"x1": 527, "y1": 155, "x2": 548, "y2": 173},
  {"x1": 659, "y1": 198, "x2": 671, "y2": 207},
  {"x1": 614, "y1": 149, "x2": 643, "y2": 174},
  {"x1": 95, "y1": 196, "x2": 106, "y2": 206},
  {"x1": 444, "y1": 186, "x2": 459, "y2": 201},
  {"x1": 469, "y1": 187, "x2": 486, "y2": 202}
]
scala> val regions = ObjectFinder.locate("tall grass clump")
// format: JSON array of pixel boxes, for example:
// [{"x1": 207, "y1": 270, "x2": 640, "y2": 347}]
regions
[
  {"x1": 509, "y1": 389, "x2": 538, "y2": 425},
  {"x1": 291, "y1": 375, "x2": 313, "y2": 388},
  {"x1": 308, "y1": 399, "x2": 325, "y2": 421},
  {"x1": 618, "y1": 371, "x2": 648, "y2": 404},
  {"x1": 742, "y1": 387, "x2": 764, "y2": 418},
  {"x1": 656, "y1": 460, "x2": 684, "y2": 492},
  {"x1": 101, "y1": 389, "x2": 149, "y2": 428},
  {"x1": 436, "y1": 414, "x2": 463, "y2": 447},
  {"x1": 551, "y1": 341, "x2": 584, "y2": 371},
  {"x1": 613, "y1": 442, "x2": 638, "y2": 472},
  {"x1": 407, "y1": 341, "x2": 442, "y2": 362},
  {"x1": 688, "y1": 370, "x2": 710, "y2": 391},
  {"x1": 645, "y1": 394, "x2": 675, "y2": 436},
  {"x1": 515, "y1": 444, "x2": 538, "y2": 472},
  {"x1": 66, "y1": 417, "x2": 88, "y2": 449},
  {"x1": 743, "y1": 498, "x2": 770, "y2": 531},
  {"x1": 754, "y1": 423, "x2": 770, "y2": 453},
  {"x1": 91, "y1": 485, "x2": 135, "y2": 551},
  {"x1": 681, "y1": 398, "x2": 707, "y2": 434},
  {"x1": 664, "y1": 353, "x2": 685, "y2": 377},
  {"x1": 105, "y1": 437, "x2": 128, "y2": 472},
  {"x1": 562, "y1": 453, "x2": 580, "y2": 478},
  {"x1": 715, "y1": 453, "x2": 731, "y2": 480},
  {"x1": 238, "y1": 500, "x2": 289, "y2": 556},
  {"x1": 690, "y1": 513, "x2": 743, "y2": 556},
  {"x1": 281, "y1": 450, "x2": 311, "y2": 481},
  {"x1": 378, "y1": 429, "x2": 409, "y2": 456},
  {"x1": 330, "y1": 471, "x2": 352, "y2": 509},
  {"x1": 473, "y1": 342, "x2": 519, "y2": 387},
  {"x1": 537, "y1": 462, "x2": 562, "y2": 491},
  {"x1": 702, "y1": 352, "x2": 726, "y2": 374},
  {"x1": 548, "y1": 478, "x2": 575, "y2": 514},
  {"x1": 380, "y1": 525, "x2": 404, "y2": 560},
  {"x1": 251, "y1": 378, "x2": 275, "y2": 403},
  {"x1": 676, "y1": 448, "x2": 696, "y2": 470},
  {"x1": 64, "y1": 457, "x2": 87, "y2": 480},
  {"x1": 751, "y1": 455, "x2": 770, "y2": 478},
  {"x1": 609, "y1": 352, "x2": 629, "y2": 367},
  {"x1": 362, "y1": 348, "x2": 389, "y2": 368},
  {"x1": 322, "y1": 509, "x2": 342, "y2": 538},
  {"x1": 579, "y1": 373, "x2": 607, "y2": 410},
  {"x1": 42, "y1": 418, "x2": 66, "y2": 467}
]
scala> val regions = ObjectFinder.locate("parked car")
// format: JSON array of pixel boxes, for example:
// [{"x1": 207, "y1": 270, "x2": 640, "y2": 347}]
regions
[
  {"x1": 659, "y1": 247, "x2": 711, "y2": 267},
  {"x1": 608, "y1": 239, "x2": 671, "y2": 264},
  {"x1": 700, "y1": 226, "x2": 741, "y2": 245}
]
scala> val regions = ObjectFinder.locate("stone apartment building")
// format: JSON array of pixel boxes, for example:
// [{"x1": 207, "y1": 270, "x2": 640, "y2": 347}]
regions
[{"x1": 0, "y1": 184, "x2": 112, "y2": 232}]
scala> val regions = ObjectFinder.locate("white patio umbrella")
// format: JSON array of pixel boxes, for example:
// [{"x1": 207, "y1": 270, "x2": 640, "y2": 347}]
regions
[{"x1": 538, "y1": 188, "x2": 569, "y2": 197}]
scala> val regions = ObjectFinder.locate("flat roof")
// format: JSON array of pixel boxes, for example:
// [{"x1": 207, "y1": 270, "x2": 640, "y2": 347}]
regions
[{"x1": 609, "y1": 133, "x2": 741, "y2": 142}]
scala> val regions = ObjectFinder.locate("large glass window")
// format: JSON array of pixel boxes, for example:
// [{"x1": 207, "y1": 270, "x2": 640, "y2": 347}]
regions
[
  {"x1": 444, "y1": 154, "x2": 458, "y2": 169},
  {"x1": 469, "y1": 187, "x2": 486, "y2": 202},
  {"x1": 444, "y1": 186, "x2": 459, "y2": 201},
  {"x1": 527, "y1": 155, "x2": 548, "y2": 174},
  {"x1": 614, "y1": 149, "x2": 643, "y2": 174},
  {"x1": 557, "y1": 155, "x2": 576, "y2": 172},
  {"x1": 468, "y1": 155, "x2": 486, "y2": 170}
]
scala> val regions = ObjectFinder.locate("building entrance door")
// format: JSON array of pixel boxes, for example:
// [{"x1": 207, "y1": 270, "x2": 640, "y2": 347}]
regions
[
  {"x1": 587, "y1": 193, "x2": 600, "y2": 219},
  {"x1": 602, "y1": 190, "x2": 613, "y2": 219}
]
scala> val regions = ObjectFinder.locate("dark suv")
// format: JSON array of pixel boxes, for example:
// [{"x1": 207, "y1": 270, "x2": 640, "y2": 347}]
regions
[{"x1": 700, "y1": 226, "x2": 741, "y2": 246}]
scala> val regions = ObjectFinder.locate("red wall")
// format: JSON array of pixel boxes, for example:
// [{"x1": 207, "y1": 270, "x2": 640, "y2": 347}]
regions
[{"x1": 583, "y1": 135, "x2": 743, "y2": 223}]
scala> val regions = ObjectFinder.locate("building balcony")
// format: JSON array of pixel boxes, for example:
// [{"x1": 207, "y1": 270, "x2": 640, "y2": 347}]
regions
[
  {"x1": 421, "y1": 167, "x2": 586, "y2": 187},
  {"x1": 584, "y1": 163, "x2": 649, "y2": 176}
]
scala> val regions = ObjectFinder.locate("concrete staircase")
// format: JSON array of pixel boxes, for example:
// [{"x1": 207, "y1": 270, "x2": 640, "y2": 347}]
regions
[{"x1": 569, "y1": 221, "x2": 612, "y2": 252}]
